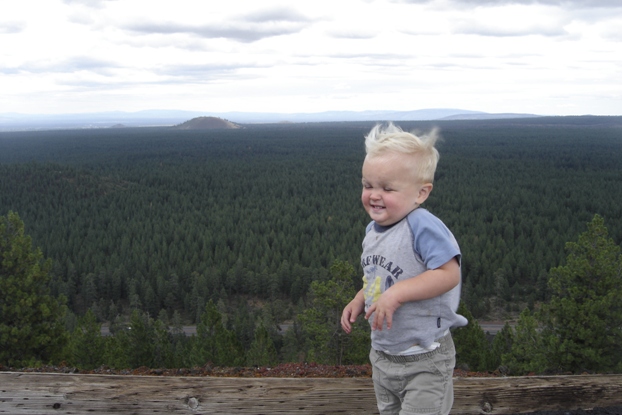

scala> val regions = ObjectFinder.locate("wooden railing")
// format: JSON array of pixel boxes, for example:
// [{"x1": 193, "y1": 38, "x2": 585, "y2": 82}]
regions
[{"x1": 1, "y1": 372, "x2": 621, "y2": 414}]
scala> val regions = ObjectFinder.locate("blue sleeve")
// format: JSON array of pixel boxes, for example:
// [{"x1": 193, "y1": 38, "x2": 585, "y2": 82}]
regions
[{"x1": 407, "y1": 209, "x2": 461, "y2": 270}]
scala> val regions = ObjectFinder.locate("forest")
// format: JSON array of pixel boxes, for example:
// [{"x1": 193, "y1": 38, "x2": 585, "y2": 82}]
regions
[{"x1": 1, "y1": 116, "x2": 622, "y2": 371}]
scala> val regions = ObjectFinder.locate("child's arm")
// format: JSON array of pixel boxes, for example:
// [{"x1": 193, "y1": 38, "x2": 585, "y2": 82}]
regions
[
  {"x1": 341, "y1": 288, "x2": 366, "y2": 334},
  {"x1": 365, "y1": 256, "x2": 460, "y2": 331}
]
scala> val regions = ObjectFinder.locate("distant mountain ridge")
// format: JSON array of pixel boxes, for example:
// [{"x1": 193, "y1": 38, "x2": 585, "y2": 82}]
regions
[
  {"x1": 0, "y1": 108, "x2": 541, "y2": 131},
  {"x1": 441, "y1": 112, "x2": 541, "y2": 120}
]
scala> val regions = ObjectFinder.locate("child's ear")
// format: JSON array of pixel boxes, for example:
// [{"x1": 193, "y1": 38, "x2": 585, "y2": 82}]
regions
[{"x1": 416, "y1": 183, "x2": 433, "y2": 204}]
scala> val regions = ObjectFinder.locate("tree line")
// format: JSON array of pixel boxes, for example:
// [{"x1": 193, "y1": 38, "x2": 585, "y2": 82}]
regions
[{"x1": 2, "y1": 211, "x2": 621, "y2": 374}]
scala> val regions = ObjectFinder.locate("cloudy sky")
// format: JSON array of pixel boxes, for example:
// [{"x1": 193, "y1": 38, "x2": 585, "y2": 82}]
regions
[{"x1": 1, "y1": 0, "x2": 621, "y2": 116}]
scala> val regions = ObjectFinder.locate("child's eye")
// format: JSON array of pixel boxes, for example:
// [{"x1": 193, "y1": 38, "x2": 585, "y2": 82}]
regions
[{"x1": 383, "y1": 187, "x2": 393, "y2": 192}]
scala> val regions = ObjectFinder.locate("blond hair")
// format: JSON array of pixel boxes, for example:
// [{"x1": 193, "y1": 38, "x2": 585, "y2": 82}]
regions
[{"x1": 364, "y1": 122, "x2": 440, "y2": 183}]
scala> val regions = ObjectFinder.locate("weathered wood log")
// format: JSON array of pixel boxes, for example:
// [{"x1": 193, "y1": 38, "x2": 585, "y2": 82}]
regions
[
  {"x1": 1, "y1": 372, "x2": 621, "y2": 414},
  {"x1": 453, "y1": 375, "x2": 622, "y2": 414}
]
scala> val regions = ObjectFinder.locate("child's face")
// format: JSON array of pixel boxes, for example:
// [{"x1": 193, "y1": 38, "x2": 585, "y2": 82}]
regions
[{"x1": 361, "y1": 152, "x2": 432, "y2": 226}]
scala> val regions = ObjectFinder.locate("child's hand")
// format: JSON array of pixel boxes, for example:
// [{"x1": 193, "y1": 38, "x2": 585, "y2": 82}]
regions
[
  {"x1": 341, "y1": 298, "x2": 365, "y2": 334},
  {"x1": 365, "y1": 288, "x2": 402, "y2": 331},
  {"x1": 365, "y1": 258, "x2": 460, "y2": 330}
]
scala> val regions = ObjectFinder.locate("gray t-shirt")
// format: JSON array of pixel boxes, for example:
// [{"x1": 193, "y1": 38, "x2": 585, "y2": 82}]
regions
[{"x1": 361, "y1": 208, "x2": 468, "y2": 354}]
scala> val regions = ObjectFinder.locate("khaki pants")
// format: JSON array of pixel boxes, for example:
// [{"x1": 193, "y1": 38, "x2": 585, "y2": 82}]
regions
[{"x1": 369, "y1": 333, "x2": 456, "y2": 415}]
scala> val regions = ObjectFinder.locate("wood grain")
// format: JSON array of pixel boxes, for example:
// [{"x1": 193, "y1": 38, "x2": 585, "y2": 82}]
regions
[{"x1": 1, "y1": 372, "x2": 621, "y2": 414}]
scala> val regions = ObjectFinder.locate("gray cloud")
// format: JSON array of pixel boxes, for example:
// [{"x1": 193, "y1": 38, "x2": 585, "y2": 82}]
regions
[
  {"x1": 242, "y1": 7, "x2": 311, "y2": 23},
  {"x1": 326, "y1": 29, "x2": 377, "y2": 39},
  {"x1": 15, "y1": 56, "x2": 119, "y2": 75},
  {"x1": 67, "y1": 12, "x2": 96, "y2": 26},
  {"x1": 126, "y1": 21, "x2": 304, "y2": 42},
  {"x1": 395, "y1": 0, "x2": 622, "y2": 7},
  {"x1": 56, "y1": 79, "x2": 125, "y2": 89},
  {"x1": 599, "y1": 23, "x2": 622, "y2": 41},
  {"x1": 153, "y1": 62, "x2": 263, "y2": 79},
  {"x1": 0, "y1": 21, "x2": 26, "y2": 34},
  {"x1": 452, "y1": 20, "x2": 567, "y2": 37},
  {"x1": 0, "y1": 66, "x2": 21, "y2": 75},
  {"x1": 62, "y1": 0, "x2": 116, "y2": 9},
  {"x1": 501, "y1": 0, "x2": 621, "y2": 6},
  {"x1": 321, "y1": 51, "x2": 409, "y2": 61},
  {"x1": 125, "y1": 7, "x2": 313, "y2": 43},
  {"x1": 53, "y1": 56, "x2": 118, "y2": 73}
]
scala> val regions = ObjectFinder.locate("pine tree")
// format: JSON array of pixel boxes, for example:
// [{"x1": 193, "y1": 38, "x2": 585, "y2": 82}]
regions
[
  {"x1": 67, "y1": 309, "x2": 105, "y2": 370},
  {"x1": 540, "y1": 214, "x2": 622, "y2": 373},
  {"x1": 125, "y1": 309, "x2": 157, "y2": 368},
  {"x1": 490, "y1": 322, "x2": 514, "y2": 373},
  {"x1": 0, "y1": 211, "x2": 68, "y2": 366},
  {"x1": 503, "y1": 308, "x2": 546, "y2": 375},
  {"x1": 152, "y1": 318, "x2": 175, "y2": 368},
  {"x1": 452, "y1": 303, "x2": 493, "y2": 372},
  {"x1": 191, "y1": 300, "x2": 244, "y2": 367},
  {"x1": 102, "y1": 315, "x2": 129, "y2": 369},
  {"x1": 246, "y1": 320, "x2": 279, "y2": 367},
  {"x1": 297, "y1": 260, "x2": 369, "y2": 365}
]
